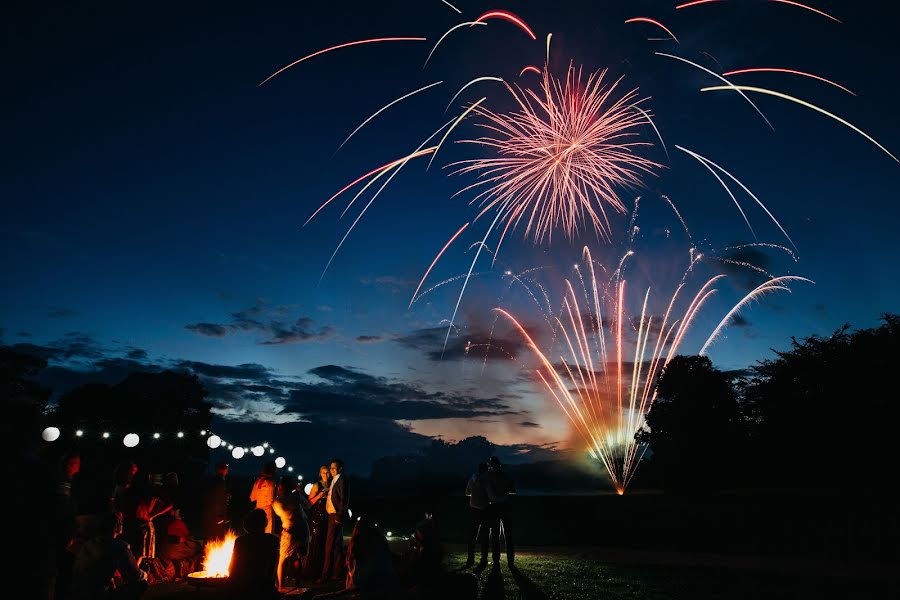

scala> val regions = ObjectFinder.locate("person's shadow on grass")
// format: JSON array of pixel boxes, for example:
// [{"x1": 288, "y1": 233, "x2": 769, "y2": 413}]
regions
[
  {"x1": 480, "y1": 565, "x2": 506, "y2": 600},
  {"x1": 509, "y1": 565, "x2": 550, "y2": 600}
]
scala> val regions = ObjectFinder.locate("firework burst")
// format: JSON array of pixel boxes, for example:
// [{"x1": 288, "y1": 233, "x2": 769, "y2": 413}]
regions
[
  {"x1": 452, "y1": 65, "x2": 661, "y2": 251},
  {"x1": 497, "y1": 245, "x2": 810, "y2": 493}
]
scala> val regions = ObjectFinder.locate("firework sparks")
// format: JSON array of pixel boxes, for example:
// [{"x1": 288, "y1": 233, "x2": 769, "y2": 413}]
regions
[
  {"x1": 624, "y1": 18, "x2": 680, "y2": 43},
  {"x1": 655, "y1": 53, "x2": 774, "y2": 130},
  {"x1": 425, "y1": 21, "x2": 487, "y2": 68},
  {"x1": 259, "y1": 37, "x2": 426, "y2": 87},
  {"x1": 699, "y1": 275, "x2": 813, "y2": 355},
  {"x1": 701, "y1": 86, "x2": 899, "y2": 162},
  {"x1": 722, "y1": 68, "x2": 856, "y2": 96},
  {"x1": 452, "y1": 65, "x2": 660, "y2": 249},
  {"x1": 768, "y1": 0, "x2": 842, "y2": 24},
  {"x1": 473, "y1": 10, "x2": 538, "y2": 40},
  {"x1": 445, "y1": 77, "x2": 504, "y2": 113},
  {"x1": 675, "y1": 145, "x2": 796, "y2": 248},
  {"x1": 519, "y1": 65, "x2": 542, "y2": 77},
  {"x1": 338, "y1": 81, "x2": 443, "y2": 152},
  {"x1": 676, "y1": 0, "x2": 726, "y2": 9}
]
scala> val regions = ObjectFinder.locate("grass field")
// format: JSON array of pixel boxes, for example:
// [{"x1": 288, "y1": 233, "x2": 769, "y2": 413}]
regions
[
  {"x1": 440, "y1": 552, "x2": 898, "y2": 600},
  {"x1": 145, "y1": 550, "x2": 898, "y2": 600}
]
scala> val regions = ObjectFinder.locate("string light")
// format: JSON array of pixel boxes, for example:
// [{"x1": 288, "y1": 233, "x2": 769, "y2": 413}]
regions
[{"x1": 37, "y1": 426, "x2": 301, "y2": 479}]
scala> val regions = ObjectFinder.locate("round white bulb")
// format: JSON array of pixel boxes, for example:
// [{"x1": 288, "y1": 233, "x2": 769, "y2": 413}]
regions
[
  {"x1": 386, "y1": 531, "x2": 392, "y2": 537},
  {"x1": 232, "y1": 447, "x2": 245, "y2": 459},
  {"x1": 227, "y1": 444, "x2": 234, "y2": 450},
  {"x1": 298, "y1": 475, "x2": 303, "y2": 480},
  {"x1": 251, "y1": 446, "x2": 264, "y2": 457},
  {"x1": 42, "y1": 427, "x2": 61, "y2": 442},
  {"x1": 287, "y1": 466, "x2": 293, "y2": 472},
  {"x1": 262, "y1": 442, "x2": 269, "y2": 448},
  {"x1": 269, "y1": 449, "x2": 275, "y2": 454},
  {"x1": 75, "y1": 430, "x2": 84, "y2": 437},
  {"x1": 200, "y1": 430, "x2": 206, "y2": 435},
  {"x1": 303, "y1": 483, "x2": 313, "y2": 495},
  {"x1": 177, "y1": 431, "x2": 184, "y2": 438},
  {"x1": 153, "y1": 432, "x2": 161, "y2": 439},
  {"x1": 123, "y1": 433, "x2": 140, "y2": 448},
  {"x1": 275, "y1": 457, "x2": 286, "y2": 469},
  {"x1": 102, "y1": 432, "x2": 110, "y2": 439},
  {"x1": 207, "y1": 435, "x2": 222, "y2": 449}
]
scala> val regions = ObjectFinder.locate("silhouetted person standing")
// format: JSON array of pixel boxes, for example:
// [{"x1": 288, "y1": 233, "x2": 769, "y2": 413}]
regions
[
  {"x1": 321, "y1": 459, "x2": 349, "y2": 582},
  {"x1": 202, "y1": 461, "x2": 230, "y2": 541},
  {"x1": 464, "y1": 462, "x2": 490, "y2": 568},
  {"x1": 486, "y1": 456, "x2": 516, "y2": 568}
]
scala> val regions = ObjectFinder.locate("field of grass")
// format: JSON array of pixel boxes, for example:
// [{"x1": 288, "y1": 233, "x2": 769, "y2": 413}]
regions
[
  {"x1": 441, "y1": 552, "x2": 898, "y2": 600},
  {"x1": 145, "y1": 550, "x2": 898, "y2": 600}
]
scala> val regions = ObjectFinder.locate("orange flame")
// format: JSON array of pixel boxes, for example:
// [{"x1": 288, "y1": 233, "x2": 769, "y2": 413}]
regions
[{"x1": 201, "y1": 532, "x2": 236, "y2": 578}]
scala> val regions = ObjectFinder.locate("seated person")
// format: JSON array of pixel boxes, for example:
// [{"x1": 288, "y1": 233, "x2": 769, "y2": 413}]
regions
[
  {"x1": 227, "y1": 509, "x2": 279, "y2": 600},
  {"x1": 70, "y1": 511, "x2": 148, "y2": 600},
  {"x1": 158, "y1": 508, "x2": 202, "y2": 563},
  {"x1": 312, "y1": 515, "x2": 399, "y2": 600},
  {"x1": 399, "y1": 514, "x2": 476, "y2": 600}
]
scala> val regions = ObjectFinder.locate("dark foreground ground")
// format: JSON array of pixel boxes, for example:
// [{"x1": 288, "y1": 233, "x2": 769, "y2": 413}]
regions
[{"x1": 145, "y1": 546, "x2": 900, "y2": 600}]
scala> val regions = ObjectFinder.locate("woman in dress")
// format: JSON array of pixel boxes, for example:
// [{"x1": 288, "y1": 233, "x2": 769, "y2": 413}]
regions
[{"x1": 302, "y1": 465, "x2": 332, "y2": 579}]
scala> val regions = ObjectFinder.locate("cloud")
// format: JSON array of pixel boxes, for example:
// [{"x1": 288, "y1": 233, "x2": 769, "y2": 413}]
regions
[
  {"x1": 356, "y1": 335, "x2": 384, "y2": 344},
  {"x1": 184, "y1": 301, "x2": 333, "y2": 345},
  {"x1": 395, "y1": 325, "x2": 528, "y2": 361},
  {"x1": 47, "y1": 307, "x2": 79, "y2": 319},
  {"x1": 8, "y1": 332, "x2": 105, "y2": 362},
  {"x1": 260, "y1": 318, "x2": 333, "y2": 345},
  {"x1": 284, "y1": 364, "x2": 519, "y2": 422},
  {"x1": 185, "y1": 323, "x2": 229, "y2": 337},
  {"x1": 127, "y1": 348, "x2": 148, "y2": 359},
  {"x1": 520, "y1": 421, "x2": 542, "y2": 428},
  {"x1": 731, "y1": 314, "x2": 751, "y2": 327},
  {"x1": 175, "y1": 360, "x2": 271, "y2": 380}
]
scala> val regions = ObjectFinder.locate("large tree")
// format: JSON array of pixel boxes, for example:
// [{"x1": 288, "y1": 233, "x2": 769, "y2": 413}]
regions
[
  {"x1": 741, "y1": 314, "x2": 898, "y2": 488},
  {"x1": 639, "y1": 355, "x2": 746, "y2": 490}
]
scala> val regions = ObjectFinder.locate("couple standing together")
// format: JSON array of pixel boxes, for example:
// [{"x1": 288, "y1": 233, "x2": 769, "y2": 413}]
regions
[
  {"x1": 248, "y1": 459, "x2": 349, "y2": 585},
  {"x1": 465, "y1": 456, "x2": 516, "y2": 569}
]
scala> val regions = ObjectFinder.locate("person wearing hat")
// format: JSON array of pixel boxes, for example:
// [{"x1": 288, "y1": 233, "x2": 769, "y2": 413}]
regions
[{"x1": 201, "y1": 461, "x2": 230, "y2": 541}]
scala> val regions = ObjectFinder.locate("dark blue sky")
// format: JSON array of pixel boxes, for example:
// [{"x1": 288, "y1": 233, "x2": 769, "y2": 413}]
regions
[{"x1": 4, "y1": 1, "x2": 898, "y2": 473}]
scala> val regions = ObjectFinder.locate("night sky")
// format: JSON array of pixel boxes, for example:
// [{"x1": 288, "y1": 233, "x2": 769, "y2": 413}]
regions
[{"x1": 4, "y1": 1, "x2": 898, "y2": 474}]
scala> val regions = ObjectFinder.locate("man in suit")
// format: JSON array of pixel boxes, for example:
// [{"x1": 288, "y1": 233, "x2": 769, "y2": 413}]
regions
[{"x1": 320, "y1": 459, "x2": 349, "y2": 582}]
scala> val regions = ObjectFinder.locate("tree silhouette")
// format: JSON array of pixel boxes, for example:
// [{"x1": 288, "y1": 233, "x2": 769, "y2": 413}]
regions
[
  {"x1": 741, "y1": 314, "x2": 898, "y2": 488},
  {"x1": 638, "y1": 355, "x2": 745, "y2": 490}
]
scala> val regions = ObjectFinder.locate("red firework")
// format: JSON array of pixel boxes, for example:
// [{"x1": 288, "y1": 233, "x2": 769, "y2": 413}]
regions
[{"x1": 452, "y1": 65, "x2": 661, "y2": 252}]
